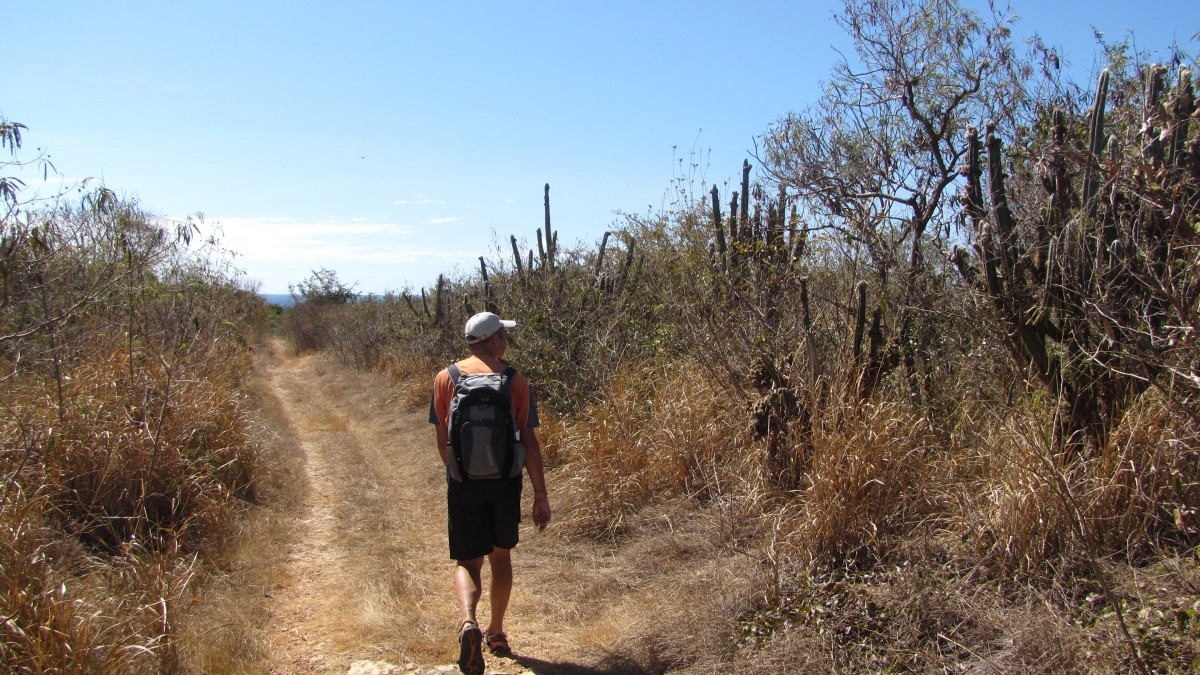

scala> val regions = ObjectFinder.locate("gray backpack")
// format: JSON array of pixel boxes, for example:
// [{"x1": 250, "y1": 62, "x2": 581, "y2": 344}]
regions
[{"x1": 446, "y1": 364, "x2": 525, "y2": 481}]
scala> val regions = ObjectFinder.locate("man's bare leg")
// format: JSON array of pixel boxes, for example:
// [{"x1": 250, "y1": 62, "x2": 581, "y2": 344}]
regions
[
  {"x1": 454, "y1": 557, "x2": 485, "y2": 623},
  {"x1": 454, "y1": 558, "x2": 486, "y2": 674},
  {"x1": 485, "y1": 547, "x2": 513, "y2": 637}
]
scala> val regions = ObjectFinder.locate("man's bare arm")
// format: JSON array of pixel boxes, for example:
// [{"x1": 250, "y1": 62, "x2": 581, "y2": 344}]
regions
[
  {"x1": 522, "y1": 425, "x2": 551, "y2": 530},
  {"x1": 435, "y1": 422, "x2": 449, "y2": 467}
]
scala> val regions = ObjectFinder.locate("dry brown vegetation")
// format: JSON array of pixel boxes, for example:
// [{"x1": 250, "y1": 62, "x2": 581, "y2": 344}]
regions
[{"x1": 2, "y1": 117, "x2": 274, "y2": 670}]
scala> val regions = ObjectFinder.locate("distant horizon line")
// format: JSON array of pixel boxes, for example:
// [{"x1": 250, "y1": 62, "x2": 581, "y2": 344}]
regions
[
  {"x1": 259, "y1": 291, "x2": 392, "y2": 297},
  {"x1": 259, "y1": 292, "x2": 400, "y2": 306}
]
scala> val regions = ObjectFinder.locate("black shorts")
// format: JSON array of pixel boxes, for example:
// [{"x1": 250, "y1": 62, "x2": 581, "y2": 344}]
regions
[{"x1": 447, "y1": 476, "x2": 522, "y2": 560}]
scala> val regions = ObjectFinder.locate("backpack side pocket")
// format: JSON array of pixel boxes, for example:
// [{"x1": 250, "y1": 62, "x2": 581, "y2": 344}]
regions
[{"x1": 509, "y1": 441, "x2": 526, "y2": 479}]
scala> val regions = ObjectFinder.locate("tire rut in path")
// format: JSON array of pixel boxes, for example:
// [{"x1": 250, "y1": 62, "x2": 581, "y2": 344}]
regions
[{"x1": 260, "y1": 350, "x2": 462, "y2": 673}]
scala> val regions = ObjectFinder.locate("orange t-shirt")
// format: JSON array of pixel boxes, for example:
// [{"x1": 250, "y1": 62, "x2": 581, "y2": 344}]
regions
[{"x1": 428, "y1": 357, "x2": 538, "y2": 433}]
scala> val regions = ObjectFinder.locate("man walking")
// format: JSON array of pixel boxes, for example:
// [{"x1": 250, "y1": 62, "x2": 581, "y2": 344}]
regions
[{"x1": 429, "y1": 312, "x2": 551, "y2": 675}]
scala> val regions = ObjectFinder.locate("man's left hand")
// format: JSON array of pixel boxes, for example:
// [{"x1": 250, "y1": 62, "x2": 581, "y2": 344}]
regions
[{"x1": 532, "y1": 494, "x2": 551, "y2": 531}]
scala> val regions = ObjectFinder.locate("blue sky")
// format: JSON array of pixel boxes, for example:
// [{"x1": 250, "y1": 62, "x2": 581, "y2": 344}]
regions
[{"x1": 3, "y1": 1, "x2": 1196, "y2": 293}]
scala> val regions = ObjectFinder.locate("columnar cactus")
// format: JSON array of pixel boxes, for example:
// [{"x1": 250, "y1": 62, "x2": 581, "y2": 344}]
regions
[{"x1": 956, "y1": 66, "x2": 1200, "y2": 450}]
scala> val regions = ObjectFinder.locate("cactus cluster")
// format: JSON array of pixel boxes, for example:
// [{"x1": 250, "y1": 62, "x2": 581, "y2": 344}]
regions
[{"x1": 956, "y1": 66, "x2": 1200, "y2": 451}]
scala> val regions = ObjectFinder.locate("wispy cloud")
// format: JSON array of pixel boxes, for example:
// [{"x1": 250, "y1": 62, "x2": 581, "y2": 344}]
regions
[
  {"x1": 203, "y1": 216, "x2": 474, "y2": 264},
  {"x1": 427, "y1": 217, "x2": 460, "y2": 225},
  {"x1": 197, "y1": 215, "x2": 486, "y2": 291},
  {"x1": 393, "y1": 198, "x2": 444, "y2": 205}
]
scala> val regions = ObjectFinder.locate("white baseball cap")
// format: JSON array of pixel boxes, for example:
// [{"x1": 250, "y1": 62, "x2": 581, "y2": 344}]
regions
[{"x1": 464, "y1": 312, "x2": 517, "y2": 343}]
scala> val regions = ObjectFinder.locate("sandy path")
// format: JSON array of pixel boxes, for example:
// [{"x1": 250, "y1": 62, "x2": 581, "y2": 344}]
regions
[{"x1": 252, "y1": 346, "x2": 609, "y2": 675}]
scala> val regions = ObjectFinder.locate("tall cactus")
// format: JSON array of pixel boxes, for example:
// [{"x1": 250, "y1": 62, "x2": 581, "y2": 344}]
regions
[
  {"x1": 401, "y1": 292, "x2": 423, "y2": 319},
  {"x1": 432, "y1": 274, "x2": 445, "y2": 326},
  {"x1": 593, "y1": 231, "x2": 611, "y2": 285},
  {"x1": 543, "y1": 183, "x2": 554, "y2": 271},
  {"x1": 740, "y1": 160, "x2": 751, "y2": 224},
  {"x1": 510, "y1": 235, "x2": 524, "y2": 278},
  {"x1": 961, "y1": 118, "x2": 1105, "y2": 449},
  {"x1": 479, "y1": 257, "x2": 494, "y2": 313},
  {"x1": 616, "y1": 234, "x2": 636, "y2": 296},
  {"x1": 419, "y1": 287, "x2": 431, "y2": 319},
  {"x1": 956, "y1": 66, "x2": 1200, "y2": 450},
  {"x1": 710, "y1": 185, "x2": 727, "y2": 273},
  {"x1": 1081, "y1": 70, "x2": 1110, "y2": 215}
]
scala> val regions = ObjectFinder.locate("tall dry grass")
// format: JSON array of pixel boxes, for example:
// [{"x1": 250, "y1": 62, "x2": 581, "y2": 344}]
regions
[
  {"x1": 2, "y1": 338, "x2": 265, "y2": 667},
  {"x1": 174, "y1": 340, "x2": 310, "y2": 672},
  {"x1": 959, "y1": 393, "x2": 1200, "y2": 579},
  {"x1": 1, "y1": 186, "x2": 271, "y2": 671},
  {"x1": 548, "y1": 360, "x2": 768, "y2": 542},
  {"x1": 13, "y1": 344, "x2": 256, "y2": 551},
  {"x1": 790, "y1": 399, "x2": 938, "y2": 566},
  {"x1": 1, "y1": 330, "x2": 267, "y2": 672},
  {"x1": 375, "y1": 348, "x2": 444, "y2": 411}
]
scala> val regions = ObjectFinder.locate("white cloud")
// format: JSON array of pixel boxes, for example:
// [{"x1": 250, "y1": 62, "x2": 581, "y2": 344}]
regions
[
  {"x1": 393, "y1": 198, "x2": 444, "y2": 205},
  {"x1": 199, "y1": 215, "x2": 480, "y2": 291},
  {"x1": 209, "y1": 216, "x2": 418, "y2": 253},
  {"x1": 427, "y1": 216, "x2": 460, "y2": 225}
]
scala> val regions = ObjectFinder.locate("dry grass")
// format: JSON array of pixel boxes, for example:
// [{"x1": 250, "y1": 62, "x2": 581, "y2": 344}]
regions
[
  {"x1": 0, "y1": 490, "x2": 119, "y2": 672},
  {"x1": 175, "y1": 343, "x2": 309, "y2": 672},
  {"x1": 502, "y1": 360, "x2": 792, "y2": 671},
  {"x1": 549, "y1": 360, "x2": 767, "y2": 543},
  {"x1": 15, "y1": 56, "x2": 302, "y2": 675},
  {"x1": 789, "y1": 398, "x2": 938, "y2": 566},
  {"x1": 715, "y1": 557, "x2": 1094, "y2": 673},
  {"x1": 508, "y1": 496, "x2": 772, "y2": 674},
  {"x1": 376, "y1": 349, "x2": 443, "y2": 411},
  {"x1": 2, "y1": 307, "x2": 267, "y2": 672},
  {"x1": 950, "y1": 393, "x2": 1200, "y2": 581},
  {"x1": 0, "y1": 336, "x2": 261, "y2": 548},
  {"x1": 705, "y1": 389, "x2": 1200, "y2": 673}
]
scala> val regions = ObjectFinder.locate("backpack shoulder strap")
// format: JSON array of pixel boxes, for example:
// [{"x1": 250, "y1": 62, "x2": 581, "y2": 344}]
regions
[
  {"x1": 498, "y1": 366, "x2": 519, "y2": 477},
  {"x1": 499, "y1": 366, "x2": 519, "y2": 435},
  {"x1": 446, "y1": 362, "x2": 470, "y2": 482}
]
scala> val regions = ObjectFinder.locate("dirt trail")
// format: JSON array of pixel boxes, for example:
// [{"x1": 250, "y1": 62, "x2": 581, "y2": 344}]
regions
[{"x1": 254, "y1": 344, "x2": 604, "y2": 675}]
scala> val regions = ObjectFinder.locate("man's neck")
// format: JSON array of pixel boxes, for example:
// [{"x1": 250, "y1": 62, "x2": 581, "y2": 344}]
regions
[{"x1": 461, "y1": 352, "x2": 505, "y2": 373}]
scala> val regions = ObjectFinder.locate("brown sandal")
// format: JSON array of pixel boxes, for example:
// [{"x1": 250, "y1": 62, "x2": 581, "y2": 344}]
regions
[
  {"x1": 485, "y1": 631, "x2": 512, "y2": 657},
  {"x1": 458, "y1": 620, "x2": 485, "y2": 675}
]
